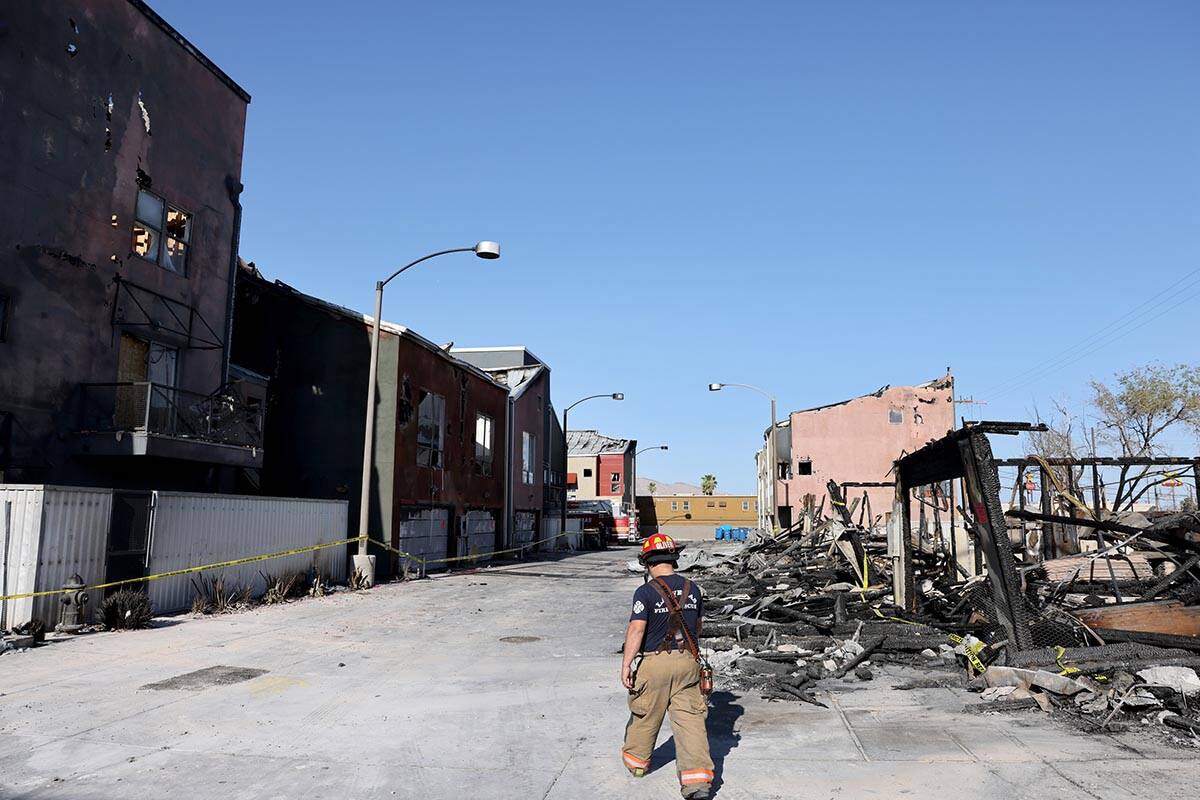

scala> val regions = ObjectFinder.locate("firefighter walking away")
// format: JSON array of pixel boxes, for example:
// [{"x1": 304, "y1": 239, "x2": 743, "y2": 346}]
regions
[{"x1": 621, "y1": 534, "x2": 715, "y2": 798}]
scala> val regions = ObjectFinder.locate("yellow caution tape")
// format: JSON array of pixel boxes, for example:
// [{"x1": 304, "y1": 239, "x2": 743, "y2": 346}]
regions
[
  {"x1": 1054, "y1": 645, "x2": 1081, "y2": 676},
  {"x1": 373, "y1": 528, "x2": 579, "y2": 567},
  {"x1": 0, "y1": 536, "x2": 370, "y2": 602},
  {"x1": 948, "y1": 633, "x2": 987, "y2": 673},
  {"x1": 1, "y1": 525, "x2": 590, "y2": 603}
]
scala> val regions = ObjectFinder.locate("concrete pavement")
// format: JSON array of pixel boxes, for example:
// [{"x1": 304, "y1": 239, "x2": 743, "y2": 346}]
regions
[{"x1": 0, "y1": 547, "x2": 1195, "y2": 799}]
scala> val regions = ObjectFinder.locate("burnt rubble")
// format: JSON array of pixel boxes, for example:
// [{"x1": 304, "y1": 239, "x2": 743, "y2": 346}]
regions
[{"x1": 681, "y1": 422, "x2": 1200, "y2": 744}]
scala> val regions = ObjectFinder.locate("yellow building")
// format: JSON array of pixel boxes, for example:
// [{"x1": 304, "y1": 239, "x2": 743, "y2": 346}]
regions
[{"x1": 636, "y1": 494, "x2": 757, "y2": 538}]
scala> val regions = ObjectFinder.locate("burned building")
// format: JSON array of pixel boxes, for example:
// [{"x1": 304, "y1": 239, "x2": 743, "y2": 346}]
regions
[
  {"x1": 766, "y1": 374, "x2": 955, "y2": 529},
  {"x1": 450, "y1": 347, "x2": 565, "y2": 547},
  {"x1": 0, "y1": 0, "x2": 261, "y2": 489},
  {"x1": 232, "y1": 266, "x2": 509, "y2": 576}
]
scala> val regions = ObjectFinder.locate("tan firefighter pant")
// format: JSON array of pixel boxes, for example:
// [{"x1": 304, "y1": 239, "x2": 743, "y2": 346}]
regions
[{"x1": 621, "y1": 650, "x2": 714, "y2": 794}]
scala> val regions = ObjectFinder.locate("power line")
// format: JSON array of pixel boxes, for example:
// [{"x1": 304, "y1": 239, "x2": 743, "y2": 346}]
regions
[
  {"x1": 982, "y1": 267, "x2": 1200, "y2": 398},
  {"x1": 991, "y1": 278, "x2": 1200, "y2": 401}
]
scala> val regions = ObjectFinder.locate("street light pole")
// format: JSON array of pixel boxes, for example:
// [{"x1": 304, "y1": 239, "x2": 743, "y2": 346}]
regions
[
  {"x1": 632, "y1": 445, "x2": 667, "y2": 538},
  {"x1": 709, "y1": 382, "x2": 778, "y2": 533},
  {"x1": 559, "y1": 392, "x2": 624, "y2": 545},
  {"x1": 355, "y1": 242, "x2": 501, "y2": 585}
]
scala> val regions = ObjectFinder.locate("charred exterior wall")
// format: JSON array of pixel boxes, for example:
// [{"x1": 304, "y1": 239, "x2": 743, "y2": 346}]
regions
[
  {"x1": 0, "y1": 1, "x2": 249, "y2": 484},
  {"x1": 232, "y1": 269, "x2": 508, "y2": 575},
  {"x1": 510, "y1": 370, "x2": 548, "y2": 515},
  {"x1": 388, "y1": 342, "x2": 508, "y2": 540},
  {"x1": 231, "y1": 271, "x2": 392, "y2": 540}
]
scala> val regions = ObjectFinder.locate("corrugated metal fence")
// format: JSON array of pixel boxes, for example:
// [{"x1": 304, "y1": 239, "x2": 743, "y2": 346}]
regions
[
  {"x1": 1, "y1": 486, "x2": 347, "y2": 628},
  {"x1": 147, "y1": 493, "x2": 348, "y2": 614},
  {"x1": 1, "y1": 486, "x2": 111, "y2": 630}
]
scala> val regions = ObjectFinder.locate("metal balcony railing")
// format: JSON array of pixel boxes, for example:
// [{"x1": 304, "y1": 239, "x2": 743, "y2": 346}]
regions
[{"x1": 76, "y1": 382, "x2": 263, "y2": 449}]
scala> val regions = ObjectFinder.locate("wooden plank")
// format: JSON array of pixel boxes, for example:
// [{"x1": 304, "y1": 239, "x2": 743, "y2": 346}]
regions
[{"x1": 1073, "y1": 600, "x2": 1200, "y2": 638}]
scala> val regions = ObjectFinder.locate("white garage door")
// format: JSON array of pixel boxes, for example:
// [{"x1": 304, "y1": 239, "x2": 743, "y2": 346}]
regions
[
  {"x1": 461, "y1": 510, "x2": 497, "y2": 559},
  {"x1": 398, "y1": 507, "x2": 450, "y2": 565},
  {"x1": 513, "y1": 511, "x2": 537, "y2": 548}
]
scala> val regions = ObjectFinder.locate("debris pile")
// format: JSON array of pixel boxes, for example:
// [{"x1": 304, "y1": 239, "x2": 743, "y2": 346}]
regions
[
  {"x1": 683, "y1": 516, "x2": 962, "y2": 706},
  {"x1": 674, "y1": 424, "x2": 1200, "y2": 746}
]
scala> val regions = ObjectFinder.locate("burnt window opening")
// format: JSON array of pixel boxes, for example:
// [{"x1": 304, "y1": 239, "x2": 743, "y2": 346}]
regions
[
  {"x1": 796, "y1": 459, "x2": 813, "y2": 476},
  {"x1": 0, "y1": 294, "x2": 9, "y2": 342},
  {"x1": 522, "y1": 432, "x2": 537, "y2": 485},
  {"x1": 610, "y1": 472, "x2": 620, "y2": 483},
  {"x1": 474, "y1": 414, "x2": 494, "y2": 476},
  {"x1": 398, "y1": 376, "x2": 413, "y2": 425},
  {"x1": 777, "y1": 461, "x2": 792, "y2": 480},
  {"x1": 416, "y1": 390, "x2": 445, "y2": 468},
  {"x1": 888, "y1": 408, "x2": 903, "y2": 425},
  {"x1": 583, "y1": 468, "x2": 592, "y2": 478},
  {"x1": 458, "y1": 373, "x2": 468, "y2": 439},
  {"x1": 132, "y1": 189, "x2": 190, "y2": 274}
]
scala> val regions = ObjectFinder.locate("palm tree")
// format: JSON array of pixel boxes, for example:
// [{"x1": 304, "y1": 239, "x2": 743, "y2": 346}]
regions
[{"x1": 700, "y1": 474, "x2": 717, "y2": 495}]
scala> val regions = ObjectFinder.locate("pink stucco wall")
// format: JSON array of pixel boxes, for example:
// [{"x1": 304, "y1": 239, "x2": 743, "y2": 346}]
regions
[{"x1": 776, "y1": 375, "x2": 954, "y2": 525}]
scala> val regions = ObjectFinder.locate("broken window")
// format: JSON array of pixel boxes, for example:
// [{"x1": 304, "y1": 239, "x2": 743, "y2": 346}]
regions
[
  {"x1": 417, "y1": 391, "x2": 445, "y2": 468},
  {"x1": 889, "y1": 408, "x2": 903, "y2": 425},
  {"x1": 522, "y1": 432, "x2": 537, "y2": 484},
  {"x1": 777, "y1": 461, "x2": 792, "y2": 479},
  {"x1": 0, "y1": 294, "x2": 9, "y2": 342},
  {"x1": 132, "y1": 189, "x2": 190, "y2": 274},
  {"x1": 796, "y1": 460, "x2": 813, "y2": 476},
  {"x1": 610, "y1": 472, "x2": 620, "y2": 483},
  {"x1": 474, "y1": 414, "x2": 493, "y2": 476}
]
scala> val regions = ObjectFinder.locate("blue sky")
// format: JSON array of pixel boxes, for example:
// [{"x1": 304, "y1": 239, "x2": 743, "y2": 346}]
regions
[{"x1": 162, "y1": 1, "x2": 1200, "y2": 493}]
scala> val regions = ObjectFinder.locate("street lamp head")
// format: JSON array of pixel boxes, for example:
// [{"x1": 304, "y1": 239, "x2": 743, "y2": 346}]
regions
[
  {"x1": 473, "y1": 241, "x2": 501, "y2": 260},
  {"x1": 708, "y1": 383, "x2": 723, "y2": 391},
  {"x1": 612, "y1": 393, "x2": 624, "y2": 401}
]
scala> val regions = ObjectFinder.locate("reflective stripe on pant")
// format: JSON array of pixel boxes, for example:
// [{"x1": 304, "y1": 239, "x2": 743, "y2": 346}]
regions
[{"x1": 621, "y1": 650, "x2": 714, "y2": 794}]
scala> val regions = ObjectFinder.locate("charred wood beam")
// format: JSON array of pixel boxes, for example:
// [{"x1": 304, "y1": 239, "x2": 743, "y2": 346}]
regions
[
  {"x1": 995, "y1": 457, "x2": 1200, "y2": 467},
  {"x1": 1005, "y1": 508, "x2": 1200, "y2": 552}
]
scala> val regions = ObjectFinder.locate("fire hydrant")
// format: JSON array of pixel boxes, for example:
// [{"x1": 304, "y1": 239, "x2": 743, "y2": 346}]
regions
[{"x1": 56, "y1": 574, "x2": 88, "y2": 634}]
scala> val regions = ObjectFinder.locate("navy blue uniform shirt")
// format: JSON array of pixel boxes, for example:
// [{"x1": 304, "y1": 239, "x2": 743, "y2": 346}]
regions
[{"x1": 630, "y1": 574, "x2": 703, "y2": 653}]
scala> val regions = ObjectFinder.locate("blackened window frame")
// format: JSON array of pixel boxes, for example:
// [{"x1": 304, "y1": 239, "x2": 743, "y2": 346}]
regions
[
  {"x1": 416, "y1": 390, "x2": 445, "y2": 468},
  {"x1": 131, "y1": 189, "x2": 192, "y2": 275}
]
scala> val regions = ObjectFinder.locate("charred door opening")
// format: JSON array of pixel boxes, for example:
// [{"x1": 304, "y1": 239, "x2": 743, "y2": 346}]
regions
[{"x1": 106, "y1": 491, "x2": 153, "y2": 592}]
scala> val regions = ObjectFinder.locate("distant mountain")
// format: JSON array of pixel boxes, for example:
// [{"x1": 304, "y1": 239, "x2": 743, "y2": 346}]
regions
[{"x1": 636, "y1": 477, "x2": 728, "y2": 496}]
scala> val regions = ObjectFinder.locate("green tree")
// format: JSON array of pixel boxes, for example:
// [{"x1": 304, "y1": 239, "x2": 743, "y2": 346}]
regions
[
  {"x1": 1091, "y1": 363, "x2": 1200, "y2": 457},
  {"x1": 648, "y1": 481, "x2": 657, "y2": 495},
  {"x1": 700, "y1": 474, "x2": 717, "y2": 495}
]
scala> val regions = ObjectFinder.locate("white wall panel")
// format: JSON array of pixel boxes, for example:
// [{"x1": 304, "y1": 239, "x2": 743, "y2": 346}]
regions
[
  {"x1": 0, "y1": 486, "x2": 111, "y2": 629},
  {"x1": 147, "y1": 493, "x2": 348, "y2": 615}
]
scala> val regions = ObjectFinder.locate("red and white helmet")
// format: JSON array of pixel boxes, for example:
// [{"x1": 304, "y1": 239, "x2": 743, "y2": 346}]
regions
[{"x1": 639, "y1": 533, "x2": 685, "y2": 565}]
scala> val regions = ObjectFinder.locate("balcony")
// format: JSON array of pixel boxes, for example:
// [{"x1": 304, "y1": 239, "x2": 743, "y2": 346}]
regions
[{"x1": 73, "y1": 382, "x2": 264, "y2": 468}]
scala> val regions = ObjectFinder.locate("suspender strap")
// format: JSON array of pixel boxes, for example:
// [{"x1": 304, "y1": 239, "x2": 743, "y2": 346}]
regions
[{"x1": 649, "y1": 577, "x2": 701, "y2": 663}]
